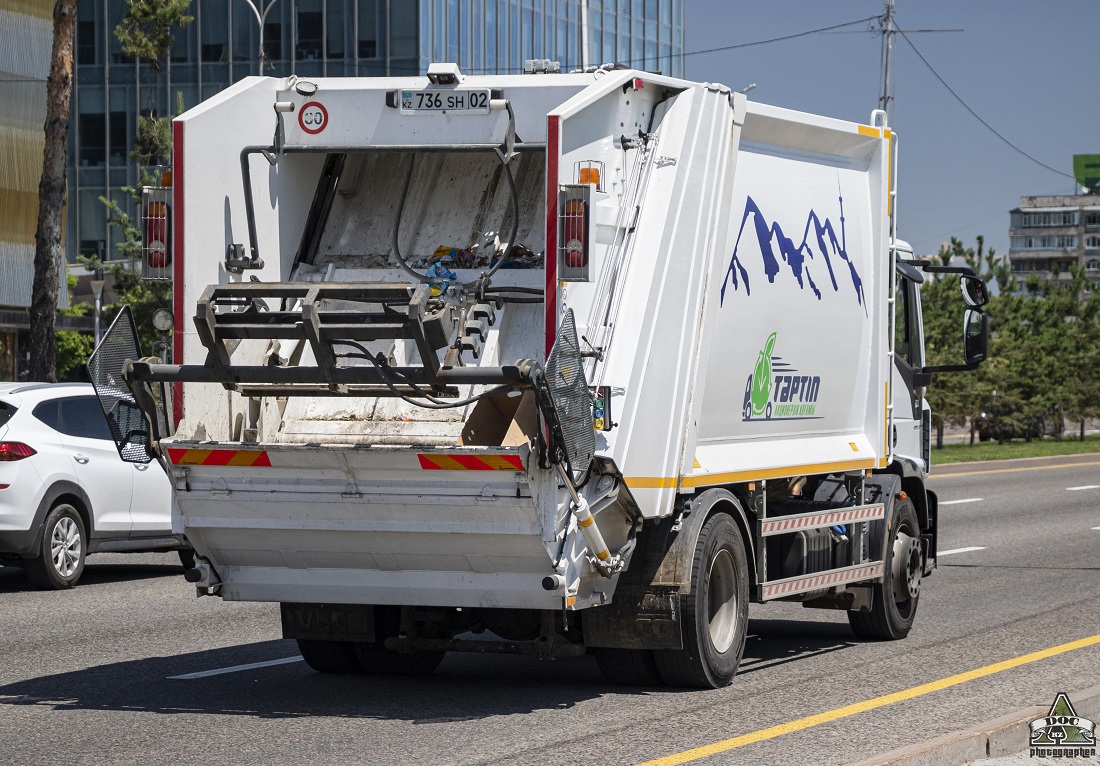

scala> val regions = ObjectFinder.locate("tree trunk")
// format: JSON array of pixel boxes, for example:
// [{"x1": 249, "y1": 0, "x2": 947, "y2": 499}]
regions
[
  {"x1": 1082, "y1": 420, "x2": 1087, "y2": 442},
  {"x1": 936, "y1": 419, "x2": 944, "y2": 449},
  {"x1": 29, "y1": 0, "x2": 77, "y2": 383}
]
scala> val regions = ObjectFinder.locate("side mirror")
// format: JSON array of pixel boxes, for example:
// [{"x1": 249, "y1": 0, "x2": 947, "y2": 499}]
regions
[
  {"x1": 921, "y1": 308, "x2": 989, "y2": 377},
  {"x1": 960, "y1": 275, "x2": 989, "y2": 308},
  {"x1": 964, "y1": 309, "x2": 988, "y2": 365}
]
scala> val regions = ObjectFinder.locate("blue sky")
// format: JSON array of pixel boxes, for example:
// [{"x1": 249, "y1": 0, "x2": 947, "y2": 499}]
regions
[{"x1": 684, "y1": 1, "x2": 1098, "y2": 258}]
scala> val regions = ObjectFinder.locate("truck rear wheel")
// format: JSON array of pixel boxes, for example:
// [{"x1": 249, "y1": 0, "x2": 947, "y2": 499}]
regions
[
  {"x1": 653, "y1": 512, "x2": 749, "y2": 689},
  {"x1": 593, "y1": 648, "x2": 661, "y2": 686},
  {"x1": 848, "y1": 497, "x2": 921, "y2": 640},
  {"x1": 353, "y1": 606, "x2": 446, "y2": 676},
  {"x1": 297, "y1": 639, "x2": 363, "y2": 673}
]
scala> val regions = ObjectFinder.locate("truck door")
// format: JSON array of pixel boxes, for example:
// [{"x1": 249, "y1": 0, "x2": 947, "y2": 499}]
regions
[{"x1": 892, "y1": 270, "x2": 928, "y2": 468}]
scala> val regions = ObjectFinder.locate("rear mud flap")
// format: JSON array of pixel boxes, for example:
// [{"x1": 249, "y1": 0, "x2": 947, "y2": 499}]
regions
[{"x1": 582, "y1": 584, "x2": 682, "y2": 650}]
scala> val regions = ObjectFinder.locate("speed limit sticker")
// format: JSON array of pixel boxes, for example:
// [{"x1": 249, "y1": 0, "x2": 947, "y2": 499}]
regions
[{"x1": 298, "y1": 101, "x2": 328, "y2": 134}]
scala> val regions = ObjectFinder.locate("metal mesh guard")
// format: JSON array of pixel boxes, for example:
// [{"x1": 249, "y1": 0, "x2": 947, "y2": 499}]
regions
[
  {"x1": 87, "y1": 306, "x2": 152, "y2": 463},
  {"x1": 546, "y1": 309, "x2": 594, "y2": 482}
]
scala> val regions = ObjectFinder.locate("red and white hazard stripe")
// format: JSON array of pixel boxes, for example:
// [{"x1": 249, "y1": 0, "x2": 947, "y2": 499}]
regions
[
  {"x1": 760, "y1": 562, "x2": 884, "y2": 601},
  {"x1": 759, "y1": 503, "x2": 884, "y2": 537}
]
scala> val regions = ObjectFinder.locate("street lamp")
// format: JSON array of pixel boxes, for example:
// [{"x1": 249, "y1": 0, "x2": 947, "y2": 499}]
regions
[
  {"x1": 238, "y1": 0, "x2": 280, "y2": 74},
  {"x1": 90, "y1": 267, "x2": 105, "y2": 347}
]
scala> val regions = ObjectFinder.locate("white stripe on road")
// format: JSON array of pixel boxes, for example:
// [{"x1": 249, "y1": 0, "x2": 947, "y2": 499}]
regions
[
  {"x1": 168, "y1": 656, "x2": 303, "y2": 680},
  {"x1": 939, "y1": 498, "x2": 983, "y2": 506},
  {"x1": 1066, "y1": 485, "x2": 1100, "y2": 491},
  {"x1": 939, "y1": 546, "x2": 987, "y2": 556}
]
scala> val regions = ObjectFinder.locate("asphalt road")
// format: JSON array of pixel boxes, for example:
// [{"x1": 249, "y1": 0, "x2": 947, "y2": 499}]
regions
[{"x1": 1, "y1": 455, "x2": 1098, "y2": 766}]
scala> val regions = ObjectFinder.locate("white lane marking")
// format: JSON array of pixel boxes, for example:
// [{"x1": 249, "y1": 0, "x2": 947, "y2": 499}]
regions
[
  {"x1": 1093, "y1": 527, "x2": 1100, "y2": 531},
  {"x1": 168, "y1": 656, "x2": 303, "y2": 680},
  {"x1": 1066, "y1": 485, "x2": 1100, "y2": 491},
  {"x1": 939, "y1": 498, "x2": 983, "y2": 506},
  {"x1": 939, "y1": 546, "x2": 987, "y2": 556}
]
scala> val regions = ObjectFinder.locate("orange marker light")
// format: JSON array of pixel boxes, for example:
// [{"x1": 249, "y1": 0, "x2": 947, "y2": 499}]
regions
[{"x1": 579, "y1": 167, "x2": 600, "y2": 187}]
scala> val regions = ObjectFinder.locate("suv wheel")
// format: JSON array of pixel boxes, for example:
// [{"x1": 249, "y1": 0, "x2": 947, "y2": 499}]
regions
[{"x1": 24, "y1": 503, "x2": 87, "y2": 589}]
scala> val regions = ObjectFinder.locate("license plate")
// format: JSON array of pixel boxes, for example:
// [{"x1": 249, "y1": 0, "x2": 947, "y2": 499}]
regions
[{"x1": 399, "y1": 88, "x2": 491, "y2": 115}]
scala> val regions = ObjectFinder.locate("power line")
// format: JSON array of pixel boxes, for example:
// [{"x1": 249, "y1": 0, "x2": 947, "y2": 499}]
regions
[
  {"x1": 898, "y1": 28, "x2": 1075, "y2": 182},
  {"x1": 474, "y1": 15, "x2": 881, "y2": 75},
  {"x1": 684, "y1": 15, "x2": 879, "y2": 59}
]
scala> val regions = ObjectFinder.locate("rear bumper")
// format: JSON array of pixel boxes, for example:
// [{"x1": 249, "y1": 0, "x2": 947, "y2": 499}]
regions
[
  {"x1": 222, "y1": 567, "x2": 560, "y2": 609},
  {"x1": 0, "y1": 527, "x2": 37, "y2": 557}
]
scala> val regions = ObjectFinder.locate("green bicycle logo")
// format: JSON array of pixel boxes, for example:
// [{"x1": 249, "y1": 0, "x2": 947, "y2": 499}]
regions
[{"x1": 744, "y1": 332, "x2": 776, "y2": 419}]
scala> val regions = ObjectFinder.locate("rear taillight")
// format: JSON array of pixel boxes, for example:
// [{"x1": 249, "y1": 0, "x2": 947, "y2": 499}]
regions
[
  {"x1": 563, "y1": 199, "x2": 587, "y2": 268},
  {"x1": 558, "y1": 184, "x2": 591, "y2": 280},
  {"x1": 0, "y1": 442, "x2": 36, "y2": 461}
]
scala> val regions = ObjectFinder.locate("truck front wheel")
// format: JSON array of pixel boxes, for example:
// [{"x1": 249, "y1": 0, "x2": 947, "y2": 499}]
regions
[
  {"x1": 848, "y1": 497, "x2": 921, "y2": 640},
  {"x1": 653, "y1": 512, "x2": 749, "y2": 689}
]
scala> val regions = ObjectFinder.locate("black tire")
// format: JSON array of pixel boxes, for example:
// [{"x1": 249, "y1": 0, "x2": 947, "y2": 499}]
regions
[
  {"x1": 354, "y1": 606, "x2": 447, "y2": 676},
  {"x1": 178, "y1": 549, "x2": 196, "y2": 570},
  {"x1": 653, "y1": 512, "x2": 749, "y2": 689},
  {"x1": 24, "y1": 504, "x2": 87, "y2": 590},
  {"x1": 849, "y1": 497, "x2": 921, "y2": 640},
  {"x1": 594, "y1": 648, "x2": 662, "y2": 686},
  {"x1": 297, "y1": 639, "x2": 364, "y2": 673}
]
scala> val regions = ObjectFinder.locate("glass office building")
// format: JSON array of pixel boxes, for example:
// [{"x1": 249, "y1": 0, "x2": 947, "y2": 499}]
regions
[{"x1": 68, "y1": 0, "x2": 685, "y2": 263}]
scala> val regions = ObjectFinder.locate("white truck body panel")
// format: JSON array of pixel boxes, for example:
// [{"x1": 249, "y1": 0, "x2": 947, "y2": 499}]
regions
[
  {"x1": 693, "y1": 104, "x2": 892, "y2": 486},
  {"x1": 159, "y1": 69, "x2": 896, "y2": 610}
]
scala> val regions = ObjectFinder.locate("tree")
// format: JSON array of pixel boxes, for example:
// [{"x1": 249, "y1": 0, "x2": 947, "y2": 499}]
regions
[
  {"x1": 55, "y1": 274, "x2": 94, "y2": 380},
  {"x1": 921, "y1": 237, "x2": 1003, "y2": 447},
  {"x1": 96, "y1": 2, "x2": 190, "y2": 355},
  {"x1": 113, "y1": 0, "x2": 193, "y2": 69},
  {"x1": 29, "y1": 0, "x2": 77, "y2": 383},
  {"x1": 105, "y1": 262, "x2": 172, "y2": 357}
]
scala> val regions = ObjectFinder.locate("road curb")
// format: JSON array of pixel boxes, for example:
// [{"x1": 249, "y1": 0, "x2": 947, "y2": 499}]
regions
[{"x1": 845, "y1": 684, "x2": 1100, "y2": 766}]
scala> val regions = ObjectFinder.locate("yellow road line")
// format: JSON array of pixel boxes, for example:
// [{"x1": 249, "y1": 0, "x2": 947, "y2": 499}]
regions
[
  {"x1": 635, "y1": 633, "x2": 1100, "y2": 766},
  {"x1": 931, "y1": 460, "x2": 1100, "y2": 479}
]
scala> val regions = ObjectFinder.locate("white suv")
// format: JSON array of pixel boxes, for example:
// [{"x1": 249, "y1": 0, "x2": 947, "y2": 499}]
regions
[{"x1": 0, "y1": 382, "x2": 186, "y2": 589}]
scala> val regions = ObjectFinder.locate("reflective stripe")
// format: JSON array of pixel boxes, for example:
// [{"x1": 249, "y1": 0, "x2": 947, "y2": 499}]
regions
[
  {"x1": 760, "y1": 562, "x2": 883, "y2": 600},
  {"x1": 759, "y1": 504, "x2": 884, "y2": 537},
  {"x1": 416, "y1": 453, "x2": 524, "y2": 471},
  {"x1": 630, "y1": 458, "x2": 878, "y2": 491},
  {"x1": 166, "y1": 448, "x2": 271, "y2": 467}
]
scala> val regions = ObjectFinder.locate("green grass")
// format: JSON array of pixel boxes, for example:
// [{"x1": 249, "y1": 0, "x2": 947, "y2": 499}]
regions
[{"x1": 931, "y1": 433, "x2": 1100, "y2": 464}]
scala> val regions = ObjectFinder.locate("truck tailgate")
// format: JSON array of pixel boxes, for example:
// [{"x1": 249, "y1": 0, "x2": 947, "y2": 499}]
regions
[{"x1": 164, "y1": 442, "x2": 563, "y2": 608}]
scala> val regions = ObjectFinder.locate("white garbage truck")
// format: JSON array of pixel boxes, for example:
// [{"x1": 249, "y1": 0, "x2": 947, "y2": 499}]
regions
[{"x1": 90, "y1": 63, "x2": 988, "y2": 688}]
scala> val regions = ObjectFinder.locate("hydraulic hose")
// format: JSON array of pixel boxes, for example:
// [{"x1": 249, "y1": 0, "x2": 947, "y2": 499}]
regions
[{"x1": 389, "y1": 148, "x2": 522, "y2": 288}]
